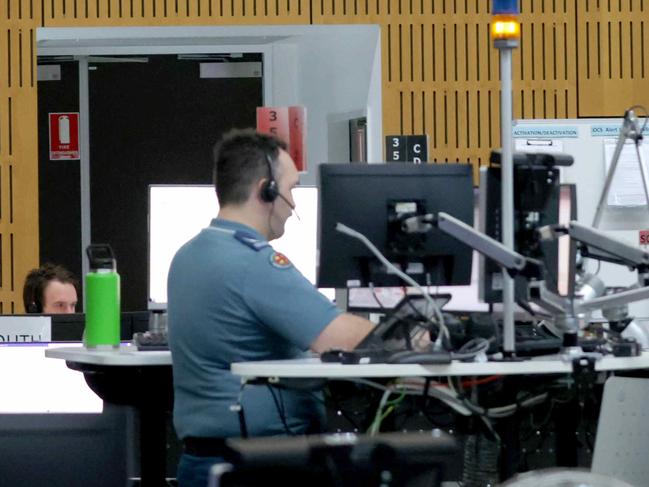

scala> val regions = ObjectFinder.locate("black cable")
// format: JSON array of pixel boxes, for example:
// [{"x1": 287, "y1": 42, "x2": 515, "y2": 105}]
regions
[
  {"x1": 369, "y1": 285, "x2": 387, "y2": 311},
  {"x1": 593, "y1": 258, "x2": 602, "y2": 276},
  {"x1": 236, "y1": 383, "x2": 249, "y2": 438},
  {"x1": 423, "y1": 377, "x2": 431, "y2": 405},
  {"x1": 266, "y1": 385, "x2": 294, "y2": 435}
]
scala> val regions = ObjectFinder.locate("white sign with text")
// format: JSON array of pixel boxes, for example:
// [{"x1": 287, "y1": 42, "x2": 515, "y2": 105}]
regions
[{"x1": 0, "y1": 316, "x2": 52, "y2": 342}]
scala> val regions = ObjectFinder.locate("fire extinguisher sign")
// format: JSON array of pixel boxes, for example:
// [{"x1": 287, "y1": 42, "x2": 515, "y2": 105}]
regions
[{"x1": 48, "y1": 112, "x2": 80, "y2": 160}]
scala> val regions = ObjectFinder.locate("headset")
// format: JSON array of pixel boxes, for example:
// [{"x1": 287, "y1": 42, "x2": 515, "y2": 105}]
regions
[
  {"x1": 260, "y1": 151, "x2": 296, "y2": 212},
  {"x1": 27, "y1": 300, "x2": 41, "y2": 314},
  {"x1": 24, "y1": 269, "x2": 46, "y2": 313},
  {"x1": 260, "y1": 152, "x2": 280, "y2": 203}
]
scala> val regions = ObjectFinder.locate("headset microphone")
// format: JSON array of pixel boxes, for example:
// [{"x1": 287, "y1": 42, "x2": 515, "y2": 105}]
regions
[
  {"x1": 277, "y1": 192, "x2": 295, "y2": 210},
  {"x1": 278, "y1": 192, "x2": 300, "y2": 220}
]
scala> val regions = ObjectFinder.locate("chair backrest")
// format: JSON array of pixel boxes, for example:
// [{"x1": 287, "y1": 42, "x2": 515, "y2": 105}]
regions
[
  {"x1": 208, "y1": 431, "x2": 459, "y2": 487},
  {"x1": 501, "y1": 467, "x2": 636, "y2": 487},
  {"x1": 591, "y1": 376, "x2": 649, "y2": 486}
]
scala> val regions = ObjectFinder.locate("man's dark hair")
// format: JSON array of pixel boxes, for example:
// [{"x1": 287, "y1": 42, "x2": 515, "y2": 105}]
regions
[
  {"x1": 213, "y1": 129, "x2": 288, "y2": 206},
  {"x1": 23, "y1": 263, "x2": 79, "y2": 313}
]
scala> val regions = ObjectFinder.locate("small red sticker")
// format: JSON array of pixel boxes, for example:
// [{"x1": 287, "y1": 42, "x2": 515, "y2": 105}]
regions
[{"x1": 640, "y1": 230, "x2": 649, "y2": 246}]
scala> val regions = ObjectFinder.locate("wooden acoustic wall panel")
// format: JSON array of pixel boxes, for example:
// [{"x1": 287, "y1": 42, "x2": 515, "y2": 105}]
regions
[
  {"x1": 41, "y1": 0, "x2": 311, "y2": 26},
  {"x1": 313, "y1": 0, "x2": 578, "y2": 176},
  {"x1": 578, "y1": 0, "x2": 649, "y2": 116},
  {"x1": 517, "y1": 0, "x2": 578, "y2": 120},
  {"x1": 0, "y1": 2, "x2": 40, "y2": 313}
]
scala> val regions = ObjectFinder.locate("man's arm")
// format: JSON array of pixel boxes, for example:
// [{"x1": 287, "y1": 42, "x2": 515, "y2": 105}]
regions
[{"x1": 309, "y1": 313, "x2": 375, "y2": 354}]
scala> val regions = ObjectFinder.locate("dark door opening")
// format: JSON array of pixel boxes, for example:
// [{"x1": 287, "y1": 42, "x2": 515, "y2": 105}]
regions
[{"x1": 38, "y1": 53, "x2": 263, "y2": 310}]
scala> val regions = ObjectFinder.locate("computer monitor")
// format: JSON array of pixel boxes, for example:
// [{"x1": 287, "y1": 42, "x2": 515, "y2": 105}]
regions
[
  {"x1": 478, "y1": 160, "x2": 577, "y2": 302},
  {"x1": 48, "y1": 312, "x2": 151, "y2": 341},
  {"x1": 317, "y1": 163, "x2": 474, "y2": 289},
  {"x1": 148, "y1": 184, "x2": 327, "y2": 309}
]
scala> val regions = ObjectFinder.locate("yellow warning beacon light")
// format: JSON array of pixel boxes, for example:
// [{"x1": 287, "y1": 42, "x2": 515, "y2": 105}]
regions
[
  {"x1": 491, "y1": 15, "x2": 520, "y2": 41},
  {"x1": 491, "y1": 0, "x2": 520, "y2": 47}
]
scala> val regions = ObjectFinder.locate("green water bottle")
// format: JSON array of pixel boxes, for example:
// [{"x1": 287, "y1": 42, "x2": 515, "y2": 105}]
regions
[{"x1": 84, "y1": 243, "x2": 120, "y2": 349}]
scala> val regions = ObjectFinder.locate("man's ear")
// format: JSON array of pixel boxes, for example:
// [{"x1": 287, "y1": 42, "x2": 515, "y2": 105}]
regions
[{"x1": 254, "y1": 179, "x2": 269, "y2": 202}]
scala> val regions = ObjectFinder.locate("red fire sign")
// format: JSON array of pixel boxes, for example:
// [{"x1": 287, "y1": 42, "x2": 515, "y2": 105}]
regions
[{"x1": 49, "y1": 113, "x2": 80, "y2": 160}]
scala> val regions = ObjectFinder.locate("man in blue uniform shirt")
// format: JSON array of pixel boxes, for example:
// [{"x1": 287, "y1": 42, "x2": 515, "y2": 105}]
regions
[{"x1": 167, "y1": 129, "x2": 374, "y2": 487}]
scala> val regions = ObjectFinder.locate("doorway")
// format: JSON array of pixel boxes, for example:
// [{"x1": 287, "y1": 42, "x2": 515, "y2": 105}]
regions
[{"x1": 37, "y1": 53, "x2": 263, "y2": 310}]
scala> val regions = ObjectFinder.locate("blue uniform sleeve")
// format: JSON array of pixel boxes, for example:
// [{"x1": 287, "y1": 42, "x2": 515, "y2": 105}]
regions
[{"x1": 241, "y1": 248, "x2": 341, "y2": 350}]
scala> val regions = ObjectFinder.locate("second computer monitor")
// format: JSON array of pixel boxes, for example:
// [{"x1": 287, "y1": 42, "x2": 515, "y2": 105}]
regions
[
  {"x1": 478, "y1": 165, "x2": 577, "y2": 302},
  {"x1": 317, "y1": 163, "x2": 474, "y2": 289}
]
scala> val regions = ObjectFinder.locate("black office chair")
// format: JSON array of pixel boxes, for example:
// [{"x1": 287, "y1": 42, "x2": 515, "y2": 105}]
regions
[
  {"x1": 208, "y1": 431, "x2": 459, "y2": 487},
  {"x1": 500, "y1": 468, "x2": 636, "y2": 487}
]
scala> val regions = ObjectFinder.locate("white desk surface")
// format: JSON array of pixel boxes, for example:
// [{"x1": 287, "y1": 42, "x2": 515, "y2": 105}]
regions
[
  {"x1": 231, "y1": 352, "x2": 649, "y2": 379},
  {"x1": 45, "y1": 345, "x2": 172, "y2": 366},
  {"x1": 45, "y1": 347, "x2": 649, "y2": 377}
]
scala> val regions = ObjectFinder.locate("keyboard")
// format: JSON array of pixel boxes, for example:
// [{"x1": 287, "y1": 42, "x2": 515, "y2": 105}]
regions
[{"x1": 133, "y1": 331, "x2": 169, "y2": 351}]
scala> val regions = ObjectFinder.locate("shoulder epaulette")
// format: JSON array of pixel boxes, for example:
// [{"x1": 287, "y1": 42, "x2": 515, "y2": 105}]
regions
[{"x1": 233, "y1": 230, "x2": 269, "y2": 251}]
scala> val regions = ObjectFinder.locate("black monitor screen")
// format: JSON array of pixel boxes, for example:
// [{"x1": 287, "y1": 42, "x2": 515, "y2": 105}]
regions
[
  {"x1": 317, "y1": 163, "x2": 474, "y2": 288},
  {"x1": 48, "y1": 311, "x2": 151, "y2": 341},
  {"x1": 479, "y1": 165, "x2": 577, "y2": 302}
]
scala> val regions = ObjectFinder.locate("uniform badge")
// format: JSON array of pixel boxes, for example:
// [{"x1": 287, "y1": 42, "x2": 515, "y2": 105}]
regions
[{"x1": 269, "y1": 251, "x2": 292, "y2": 269}]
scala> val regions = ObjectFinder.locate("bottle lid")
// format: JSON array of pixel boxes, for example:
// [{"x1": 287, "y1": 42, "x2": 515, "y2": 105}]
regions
[{"x1": 86, "y1": 243, "x2": 116, "y2": 271}]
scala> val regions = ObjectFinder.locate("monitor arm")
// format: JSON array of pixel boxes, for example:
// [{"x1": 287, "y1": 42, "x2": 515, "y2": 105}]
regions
[
  {"x1": 539, "y1": 221, "x2": 649, "y2": 279},
  {"x1": 431, "y1": 213, "x2": 582, "y2": 332},
  {"x1": 577, "y1": 285, "x2": 649, "y2": 313},
  {"x1": 540, "y1": 220, "x2": 649, "y2": 318},
  {"x1": 404, "y1": 211, "x2": 530, "y2": 275},
  {"x1": 437, "y1": 212, "x2": 528, "y2": 271}
]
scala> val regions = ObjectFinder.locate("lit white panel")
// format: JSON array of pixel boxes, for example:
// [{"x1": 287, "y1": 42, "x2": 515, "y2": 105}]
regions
[
  {"x1": 272, "y1": 188, "x2": 318, "y2": 286},
  {"x1": 148, "y1": 185, "x2": 332, "y2": 307},
  {"x1": 0, "y1": 343, "x2": 103, "y2": 414},
  {"x1": 148, "y1": 186, "x2": 219, "y2": 308}
]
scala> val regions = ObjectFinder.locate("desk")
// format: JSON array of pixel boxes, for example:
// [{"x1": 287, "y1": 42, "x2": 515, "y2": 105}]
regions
[
  {"x1": 231, "y1": 351, "x2": 649, "y2": 379},
  {"x1": 233, "y1": 352, "x2": 649, "y2": 480},
  {"x1": 45, "y1": 346, "x2": 173, "y2": 487}
]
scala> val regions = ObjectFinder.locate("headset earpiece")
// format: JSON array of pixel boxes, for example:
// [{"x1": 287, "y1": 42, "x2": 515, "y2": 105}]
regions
[
  {"x1": 260, "y1": 153, "x2": 279, "y2": 203},
  {"x1": 261, "y1": 178, "x2": 279, "y2": 202},
  {"x1": 25, "y1": 267, "x2": 46, "y2": 314}
]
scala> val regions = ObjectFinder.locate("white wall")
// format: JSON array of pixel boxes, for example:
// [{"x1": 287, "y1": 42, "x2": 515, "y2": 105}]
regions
[
  {"x1": 295, "y1": 26, "x2": 381, "y2": 176},
  {"x1": 269, "y1": 25, "x2": 382, "y2": 184}
]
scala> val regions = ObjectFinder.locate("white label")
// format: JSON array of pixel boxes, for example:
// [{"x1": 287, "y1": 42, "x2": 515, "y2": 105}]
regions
[
  {"x1": 492, "y1": 273, "x2": 503, "y2": 291},
  {"x1": 0, "y1": 316, "x2": 52, "y2": 342},
  {"x1": 604, "y1": 140, "x2": 649, "y2": 207},
  {"x1": 58, "y1": 116, "x2": 70, "y2": 144},
  {"x1": 199, "y1": 62, "x2": 262, "y2": 78},
  {"x1": 405, "y1": 262, "x2": 424, "y2": 274},
  {"x1": 37, "y1": 64, "x2": 61, "y2": 81},
  {"x1": 395, "y1": 201, "x2": 417, "y2": 213}
]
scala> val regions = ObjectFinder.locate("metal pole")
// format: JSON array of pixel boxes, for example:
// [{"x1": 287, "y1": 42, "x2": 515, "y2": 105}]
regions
[
  {"x1": 499, "y1": 48, "x2": 516, "y2": 354},
  {"x1": 78, "y1": 56, "x2": 91, "y2": 306}
]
